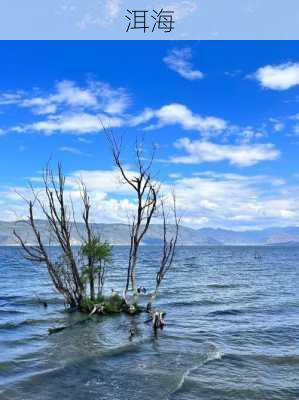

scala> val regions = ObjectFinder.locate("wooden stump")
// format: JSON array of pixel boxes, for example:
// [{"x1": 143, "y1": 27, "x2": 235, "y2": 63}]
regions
[{"x1": 152, "y1": 311, "x2": 166, "y2": 331}]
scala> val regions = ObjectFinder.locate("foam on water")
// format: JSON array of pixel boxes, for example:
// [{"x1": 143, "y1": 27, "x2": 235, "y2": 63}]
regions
[{"x1": 169, "y1": 343, "x2": 224, "y2": 398}]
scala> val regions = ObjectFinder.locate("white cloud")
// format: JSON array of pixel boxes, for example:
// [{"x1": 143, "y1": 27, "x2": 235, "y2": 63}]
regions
[
  {"x1": 3, "y1": 91, "x2": 227, "y2": 136},
  {"x1": 131, "y1": 103, "x2": 227, "y2": 134},
  {"x1": 95, "y1": 82, "x2": 130, "y2": 114},
  {"x1": 269, "y1": 118, "x2": 284, "y2": 132},
  {"x1": 68, "y1": 169, "x2": 134, "y2": 195},
  {"x1": 3, "y1": 168, "x2": 299, "y2": 230},
  {"x1": 129, "y1": 108, "x2": 155, "y2": 126},
  {"x1": 4, "y1": 168, "x2": 139, "y2": 223},
  {"x1": 78, "y1": 137, "x2": 93, "y2": 144},
  {"x1": 169, "y1": 172, "x2": 299, "y2": 229},
  {"x1": 0, "y1": 80, "x2": 130, "y2": 116},
  {"x1": 0, "y1": 92, "x2": 24, "y2": 105},
  {"x1": 0, "y1": 80, "x2": 131, "y2": 135},
  {"x1": 293, "y1": 124, "x2": 299, "y2": 135},
  {"x1": 51, "y1": 80, "x2": 98, "y2": 107},
  {"x1": 59, "y1": 146, "x2": 90, "y2": 156},
  {"x1": 156, "y1": 104, "x2": 226, "y2": 131},
  {"x1": 163, "y1": 48, "x2": 204, "y2": 81},
  {"x1": 254, "y1": 63, "x2": 299, "y2": 90},
  {"x1": 171, "y1": 138, "x2": 280, "y2": 167},
  {"x1": 27, "y1": 112, "x2": 123, "y2": 135},
  {"x1": 233, "y1": 126, "x2": 267, "y2": 144}
]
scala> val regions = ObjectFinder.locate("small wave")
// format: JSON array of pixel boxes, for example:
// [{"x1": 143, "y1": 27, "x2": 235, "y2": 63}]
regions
[
  {"x1": 12, "y1": 297, "x2": 63, "y2": 306},
  {"x1": 207, "y1": 283, "x2": 245, "y2": 289},
  {"x1": 172, "y1": 365, "x2": 198, "y2": 395},
  {"x1": 0, "y1": 309, "x2": 24, "y2": 316},
  {"x1": 169, "y1": 343, "x2": 223, "y2": 397},
  {"x1": 250, "y1": 353, "x2": 299, "y2": 366},
  {"x1": 0, "y1": 295, "x2": 19, "y2": 302},
  {"x1": 169, "y1": 299, "x2": 221, "y2": 308},
  {"x1": 0, "y1": 318, "x2": 59, "y2": 330},
  {"x1": 208, "y1": 309, "x2": 243, "y2": 316},
  {"x1": 94, "y1": 335, "x2": 154, "y2": 359}
]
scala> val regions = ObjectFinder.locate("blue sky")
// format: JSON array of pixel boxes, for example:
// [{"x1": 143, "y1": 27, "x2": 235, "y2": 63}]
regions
[{"x1": 1, "y1": 41, "x2": 299, "y2": 230}]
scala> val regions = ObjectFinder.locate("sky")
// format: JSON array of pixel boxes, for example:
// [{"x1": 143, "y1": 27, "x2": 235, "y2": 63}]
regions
[{"x1": 1, "y1": 41, "x2": 299, "y2": 230}]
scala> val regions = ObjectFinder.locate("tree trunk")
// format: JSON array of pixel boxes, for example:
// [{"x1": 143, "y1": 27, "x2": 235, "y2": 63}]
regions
[{"x1": 89, "y1": 273, "x2": 95, "y2": 301}]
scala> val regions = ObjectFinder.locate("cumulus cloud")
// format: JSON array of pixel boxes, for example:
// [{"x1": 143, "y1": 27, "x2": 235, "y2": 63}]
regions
[
  {"x1": 254, "y1": 63, "x2": 299, "y2": 90},
  {"x1": 0, "y1": 79, "x2": 130, "y2": 135},
  {"x1": 163, "y1": 48, "x2": 204, "y2": 80},
  {"x1": 68, "y1": 169, "x2": 135, "y2": 196},
  {"x1": 131, "y1": 103, "x2": 227, "y2": 134},
  {"x1": 27, "y1": 113, "x2": 123, "y2": 135},
  {"x1": 169, "y1": 171, "x2": 299, "y2": 229},
  {"x1": 0, "y1": 79, "x2": 130, "y2": 116},
  {"x1": 2, "y1": 90, "x2": 228, "y2": 136},
  {"x1": 2, "y1": 168, "x2": 299, "y2": 230},
  {"x1": 171, "y1": 138, "x2": 280, "y2": 167},
  {"x1": 4, "y1": 168, "x2": 138, "y2": 223}
]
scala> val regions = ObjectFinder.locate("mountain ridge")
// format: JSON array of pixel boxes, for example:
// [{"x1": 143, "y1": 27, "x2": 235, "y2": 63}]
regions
[{"x1": 1, "y1": 220, "x2": 299, "y2": 246}]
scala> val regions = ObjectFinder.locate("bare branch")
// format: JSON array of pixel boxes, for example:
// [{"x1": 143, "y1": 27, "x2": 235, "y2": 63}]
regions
[
  {"x1": 106, "y1": 130, "x2": 159, "y2": 298},
  {"x1": 14, "y1": 164, "x2": 84, "y2": 308},
  {"x1": 149, "y1": 192, "x2": 181, "y2": 307}
]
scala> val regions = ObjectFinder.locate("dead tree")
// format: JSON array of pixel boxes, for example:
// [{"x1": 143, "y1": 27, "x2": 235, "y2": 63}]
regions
[
  {"x1": 81, "y1": 184, "x2": 95, "y2": 301},
  {"x1": 148, "y1": 193, "x2": 180, "y2": 309},
  {"x1": 13, "y1": 164, "x2": 91, "y2": 308},
  {"x1": 107, "y1": 133, "x2": 159, "y2": 299}
]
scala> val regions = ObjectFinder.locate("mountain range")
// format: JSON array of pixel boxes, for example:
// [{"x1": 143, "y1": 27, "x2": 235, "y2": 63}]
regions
[{"x1": 2, "y1": 220, "x2": 299, "y2": 246}]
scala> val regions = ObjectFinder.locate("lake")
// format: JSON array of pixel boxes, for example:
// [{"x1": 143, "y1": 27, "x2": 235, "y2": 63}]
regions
[{"x1": 0, "y1": 246, "x2": 298, "y2": 400}]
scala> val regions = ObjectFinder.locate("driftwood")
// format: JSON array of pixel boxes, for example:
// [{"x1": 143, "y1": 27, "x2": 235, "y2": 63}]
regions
[
  {"x1": 48, "y1": 326, "x2": 67, "y2": 335},
  {"x1": 152, "y1": 311, "x2": 166, "y2": 331},
  {"x1": 89, "y1": 304, "x2": 105, "y2": 316},
  {"x1": 144, "y1": 308, "x2": 166, "y2": 332}
]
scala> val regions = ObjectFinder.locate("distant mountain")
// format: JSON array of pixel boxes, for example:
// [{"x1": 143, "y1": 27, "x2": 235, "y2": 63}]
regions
[
  {"x1": 1, "y1": 220, "x2": 299, "y2": 246},
  {"x1": 266, "y1": 241, "x2": 299, "y2": 247},
  {"x1": 0, "y1": 220, "x2": 221, "y2": 246},
  {"x1": 198, "y1": 227, "x2": 299, "y2": 245}
]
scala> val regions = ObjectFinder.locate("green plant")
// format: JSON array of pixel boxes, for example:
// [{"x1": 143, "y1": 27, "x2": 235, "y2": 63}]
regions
[
  {"x1": 81, "y1": 237, "x2": 112, "y2": 262},
  {"x1": 81, "y1": 236, "x2": 112, "y2": 300},
  {"x1": 103, "y1": 294, "x2": 124, "y2": 313},
  {"x1": 80, "y1": 295, "x2": 105, "y2": 312}
]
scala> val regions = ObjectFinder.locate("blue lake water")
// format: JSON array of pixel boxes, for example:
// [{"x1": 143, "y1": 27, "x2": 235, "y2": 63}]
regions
[{"x1": 0, "y1": 245, "x2": 298, "y2": 400}]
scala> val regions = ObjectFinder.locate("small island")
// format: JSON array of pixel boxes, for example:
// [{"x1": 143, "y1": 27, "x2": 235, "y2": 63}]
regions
[{"x1": 14, "y1": 132, "x2": 180, "y2": 334}]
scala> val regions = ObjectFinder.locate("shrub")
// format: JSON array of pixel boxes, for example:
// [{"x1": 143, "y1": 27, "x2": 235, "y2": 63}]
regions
[
  {"x1": 80, "y1": 294, "x2": 126, "y2": 314},
  {"x1": 103, "y1": 294, "x2": 125, "y2": 313}
]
